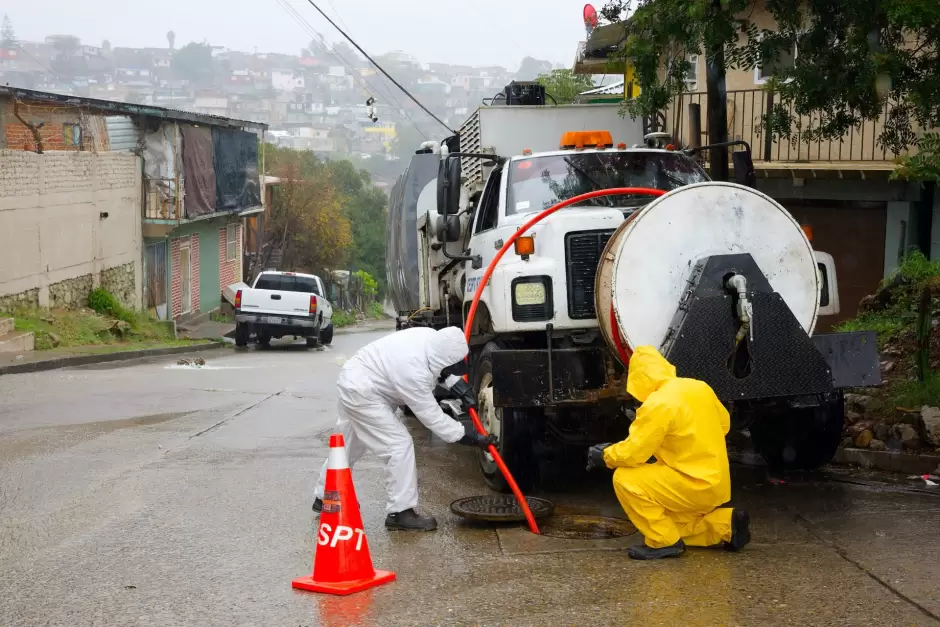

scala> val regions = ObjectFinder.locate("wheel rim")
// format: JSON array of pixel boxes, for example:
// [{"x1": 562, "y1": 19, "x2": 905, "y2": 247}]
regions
[{"x1": 478, "y1": 371, "x2": 501, "y2": 474}]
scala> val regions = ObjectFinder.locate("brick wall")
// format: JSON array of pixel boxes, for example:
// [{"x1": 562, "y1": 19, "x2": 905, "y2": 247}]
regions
[
  {"x1": 2, "y1": 100, "x2": 87, "y2": 151},
  {"x1": 170, "y1": 234, "x2": 200, "y2": 319},
  {"x1": 219, "y1": 223, "x2": 242, "y2": 290}
]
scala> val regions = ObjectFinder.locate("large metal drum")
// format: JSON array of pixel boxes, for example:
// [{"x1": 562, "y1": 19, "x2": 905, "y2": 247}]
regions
[{"x1": 595, "y1": 182, "x2": 819, "y2": 355}]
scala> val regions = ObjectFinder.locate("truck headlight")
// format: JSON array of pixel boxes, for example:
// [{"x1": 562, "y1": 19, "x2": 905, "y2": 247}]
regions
[{"x1": 511, "y1": 276, "x2": 553, "y2": 322}]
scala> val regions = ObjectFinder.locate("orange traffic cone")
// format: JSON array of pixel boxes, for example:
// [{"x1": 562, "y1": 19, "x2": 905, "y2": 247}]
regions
[{"x1": 293, "y1": 434, "x2": 396, "y2": 596}]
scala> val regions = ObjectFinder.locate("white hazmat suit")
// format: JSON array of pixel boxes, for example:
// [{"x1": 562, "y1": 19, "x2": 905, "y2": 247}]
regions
[{"x1": 313, "y1": 326, "x2": 469, "y2": 514}]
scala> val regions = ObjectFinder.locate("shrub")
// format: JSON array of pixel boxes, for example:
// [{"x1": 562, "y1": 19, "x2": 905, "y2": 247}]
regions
[{"x1": 87, "y1": 287, "x2": 135, "y2": 324}]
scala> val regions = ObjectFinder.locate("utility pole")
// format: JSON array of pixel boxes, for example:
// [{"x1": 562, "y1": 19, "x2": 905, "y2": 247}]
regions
[{"x1": 705, "y1": 0, "x2": 729, "y2": 181}]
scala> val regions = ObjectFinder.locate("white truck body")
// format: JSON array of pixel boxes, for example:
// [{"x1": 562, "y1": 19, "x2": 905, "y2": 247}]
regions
[{"x1": 234, "y1": 271, "x2": 334, "y2": 347}]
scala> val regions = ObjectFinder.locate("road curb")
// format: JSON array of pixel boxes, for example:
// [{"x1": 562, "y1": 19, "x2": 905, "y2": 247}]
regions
[
  {"x1": 834, "y1": 447, "x2": 940, "y2": 475},
  {"x1": 0, "y1": 341, "x2": 226, "y2": 376}
]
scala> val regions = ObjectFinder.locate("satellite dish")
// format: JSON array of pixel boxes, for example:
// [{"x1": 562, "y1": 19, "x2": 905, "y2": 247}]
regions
[{"x1": 583, "y1": 4, "x2": 599, "y2": 35}]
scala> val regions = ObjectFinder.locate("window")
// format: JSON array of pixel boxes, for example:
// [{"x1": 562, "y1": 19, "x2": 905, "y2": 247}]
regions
[
  {"x1": 473, "y1": 168, "x2": 502, "y2": 234},
  {"x1": 254, "y1": 274, "x2": 321, "y2": 295},
  {"x1": 684, "y1": 55, "x2": 699, "y2": 91},
  {"x1": 817, "y1": 262, "x2": 830, "y2": 308},
  {"x1": 225, "y1": 224, "x2": 238, "y2": 261},
  {"x1": 756, "y1": 36, "x2": 797, "y2": 84},
  {"x1": 506, "y1": 152, "x2": 709, "y2": 215},
  {"x1": 63, "y1": 123, "x2": 82, "y2": 147}
]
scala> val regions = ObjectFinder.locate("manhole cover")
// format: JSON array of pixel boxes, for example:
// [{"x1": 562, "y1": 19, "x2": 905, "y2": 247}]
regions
[
  {"x1": 539, "y1": 514, "x2": 637, "y2": 540},
  {"x1": 450, "y1": 495, "x2": 555, "y2": 522}
]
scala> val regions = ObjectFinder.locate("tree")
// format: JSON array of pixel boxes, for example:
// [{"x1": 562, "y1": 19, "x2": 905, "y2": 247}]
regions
[
  {"x1": 166, "y1": 30, "x2": 176, "y2": 51},
  {"x1": 172, "y1": 42, "x2": 214, "y2": 85},
  {"x1": 516, "y1": 56, "x2": 553, "y2": 81},
  {"x1": 1, "y1": 15, "x2": 14, "y2": 47},
  {"x1": 536, "y1": 69, "x2": 597, "y2": 104},
  {"x1": 603, "y1": 0, "x2": 940, "y2": 164}
]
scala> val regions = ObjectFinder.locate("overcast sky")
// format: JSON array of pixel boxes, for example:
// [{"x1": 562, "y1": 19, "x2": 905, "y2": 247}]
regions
[{"x1": 6, "y1": 0, "x2": 591, "y2": 69}]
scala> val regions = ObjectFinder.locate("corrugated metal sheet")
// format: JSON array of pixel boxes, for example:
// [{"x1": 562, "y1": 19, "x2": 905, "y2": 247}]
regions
[{"x1": 106, "y1": 116, "x2": 138, "y2": 152}]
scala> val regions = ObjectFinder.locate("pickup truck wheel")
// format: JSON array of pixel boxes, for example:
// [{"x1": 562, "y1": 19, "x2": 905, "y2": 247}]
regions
[
  {"x1": 751, "y1": 391, "x2": 845, "y2": 470},
  {"x1": 234, "y1": 322, "x2": 250, "y2": 347},
  {"x1": 472, "y1": 342, "x2": 541, "y2": 493},
  {"x1": 320, "y1": 323, "x2": 334, "y2": 345}
]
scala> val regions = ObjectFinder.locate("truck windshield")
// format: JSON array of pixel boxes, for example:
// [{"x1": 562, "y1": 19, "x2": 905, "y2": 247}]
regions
[
  {"x1": 255, "y1": 274, "x2": 321, "y2": 295},
  {"x1": 506, "y1": 151, "x2": 708, "y2": 215}
]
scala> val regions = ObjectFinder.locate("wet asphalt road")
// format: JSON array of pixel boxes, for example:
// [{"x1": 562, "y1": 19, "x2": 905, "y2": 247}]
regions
[{"x1": 1, "y1": 328, "x2": 940, "y2": 626}]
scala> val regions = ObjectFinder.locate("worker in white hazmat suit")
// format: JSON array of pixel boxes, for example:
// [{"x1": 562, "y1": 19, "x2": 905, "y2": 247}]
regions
[{"x1": 312, "y1": 326, "x2": 496, "y2": 531}]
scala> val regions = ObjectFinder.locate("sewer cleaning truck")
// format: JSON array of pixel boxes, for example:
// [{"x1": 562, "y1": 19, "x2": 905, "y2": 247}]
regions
[{"x1": 386, "y1": 93, "x2": 881, "y2": 491}]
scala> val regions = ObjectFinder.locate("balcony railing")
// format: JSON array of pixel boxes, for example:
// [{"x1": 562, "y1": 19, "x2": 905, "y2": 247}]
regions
[
  {"x1": 143, "y1": 177, "x2": 183, "y2": 220},
  {"x1": 665, "y1": 89, "x2": 912, "y2": 163}
]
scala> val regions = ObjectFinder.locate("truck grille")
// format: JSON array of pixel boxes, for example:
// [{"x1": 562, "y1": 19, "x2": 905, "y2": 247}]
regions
[{"x1": 565, "y1": 230, "x2": 615, "y2": 319}]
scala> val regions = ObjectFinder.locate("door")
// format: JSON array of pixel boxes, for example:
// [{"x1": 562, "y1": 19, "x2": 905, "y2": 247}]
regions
[
  {"x1": 145, "y1": 241, "x2": 168, "y2": 320},
  {"x1": 180, "y1": 242, "x2": 192, "y2": 315}
]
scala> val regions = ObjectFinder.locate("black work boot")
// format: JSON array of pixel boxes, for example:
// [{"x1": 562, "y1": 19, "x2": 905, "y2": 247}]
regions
[
  {"x1": 724, "y1": 509, "x2": 751, "y2": 552},
  {"x1": 385, "y1": 508, "x2": 438, "y2": 531},
  {"x1": 627, "y1": 540, "x2": 686, "y2": 560}
]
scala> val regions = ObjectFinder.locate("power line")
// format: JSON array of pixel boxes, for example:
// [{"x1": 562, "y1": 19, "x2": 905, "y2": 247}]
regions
[
  {"x1": 299, "y1": 0, "x2": 456, "y2": 135},
  {"x1": 10, "y1": 41, "x2": 76, "y2": 90},
  {"x1": 273, "y1": 0, "x2": 428, "y2": 139}
]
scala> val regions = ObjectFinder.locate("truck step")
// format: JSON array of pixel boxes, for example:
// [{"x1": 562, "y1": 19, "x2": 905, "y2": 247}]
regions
[{"x1": 0, "y1": 330, "x2": 35, "y2": 354}]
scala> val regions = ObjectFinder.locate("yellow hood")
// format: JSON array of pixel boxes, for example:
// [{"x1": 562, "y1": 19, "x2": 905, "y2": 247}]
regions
[{"x1": 626, "y1": 346, "x2": 677, "y2": 402}]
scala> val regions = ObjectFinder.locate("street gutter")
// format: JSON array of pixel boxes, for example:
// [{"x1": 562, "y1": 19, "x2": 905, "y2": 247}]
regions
[{"x1": 0, "y1": 341, "x2": 225, "y2": 376}]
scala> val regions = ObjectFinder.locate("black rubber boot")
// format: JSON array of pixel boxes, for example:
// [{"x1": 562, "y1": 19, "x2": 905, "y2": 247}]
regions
[
  {"x1": 627, "y1": 540, "x2": 686, "y2": 560},
  {"x1": 724, "y1": 509, "x2": 751, "y2": 552},
  {"x1": 385, "y1": 508, "x2": 438, "y2": 531}
]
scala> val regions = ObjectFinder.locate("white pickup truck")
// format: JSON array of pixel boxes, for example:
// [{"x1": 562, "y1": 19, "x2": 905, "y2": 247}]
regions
[{"x1": 233, "y1": 271, "x2": 334, "y2": 348}]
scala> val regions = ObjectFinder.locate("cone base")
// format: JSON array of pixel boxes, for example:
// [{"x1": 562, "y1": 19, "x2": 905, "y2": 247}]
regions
[{"x1": 292, "y1": 570, "x2": 396, "y2": 596}]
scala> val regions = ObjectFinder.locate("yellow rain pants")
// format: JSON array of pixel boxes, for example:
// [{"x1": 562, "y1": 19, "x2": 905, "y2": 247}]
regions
[{"x1": 604, "y1": 346, "x2": 734, "y2": 549}]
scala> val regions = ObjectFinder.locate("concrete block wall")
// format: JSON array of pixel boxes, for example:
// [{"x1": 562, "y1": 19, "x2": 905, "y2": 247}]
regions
[
  {"x1": 219, "y1": 222, "x2": 243, "y2": 291},
  {"x1": 0, "y1": 149, "x2": 143, "y2": 310}
]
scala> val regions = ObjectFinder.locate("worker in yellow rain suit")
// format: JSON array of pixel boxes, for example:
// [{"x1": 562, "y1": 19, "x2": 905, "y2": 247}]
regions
[{"x1": 586, "y1": 346, "x2": 751, "y2": 560}]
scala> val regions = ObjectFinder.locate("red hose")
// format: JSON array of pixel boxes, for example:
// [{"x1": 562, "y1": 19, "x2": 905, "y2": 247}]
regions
[{"x1": 463, "y1": 186, "x2": 665, "y2": 534}]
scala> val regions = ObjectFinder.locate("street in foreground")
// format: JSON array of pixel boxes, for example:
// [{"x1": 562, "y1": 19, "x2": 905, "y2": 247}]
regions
[{"x1": 1, "y1": 330, "x2": 938, "y2": 626}]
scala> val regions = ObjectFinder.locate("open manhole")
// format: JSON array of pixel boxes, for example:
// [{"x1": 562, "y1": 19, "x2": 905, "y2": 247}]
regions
[
  {"x1": 538, "y1": 514, "x2": 638, "y2": 540},
  {"x1": 450, "y1": 495, "x2": 555, "y2": 522}
]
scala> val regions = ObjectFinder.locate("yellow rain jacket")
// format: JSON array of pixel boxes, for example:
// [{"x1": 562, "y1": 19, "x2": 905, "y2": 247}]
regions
[{"x1": 604, "y1": 346, "x2": 733, "y2": 548}]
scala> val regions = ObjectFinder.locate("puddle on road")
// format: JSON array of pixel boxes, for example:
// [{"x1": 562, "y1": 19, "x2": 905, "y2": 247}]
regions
[
  {"x1": 0, "y1": 412, "x2": 193, "y2": 462},
  {"x1": 539, "y1": 514, "x2": 637, "y2": 540}
]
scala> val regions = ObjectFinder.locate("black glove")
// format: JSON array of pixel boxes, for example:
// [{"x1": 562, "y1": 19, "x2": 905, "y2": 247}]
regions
[
  {"x1": 447, "y1": 377, "x2": 477, "y2": 411},
  {"x1": 586, "y1": 442, "x2": 612, "y2": 472},
  {"x1": 458, "y1": 422, "x2": 497, "y2": 450}
]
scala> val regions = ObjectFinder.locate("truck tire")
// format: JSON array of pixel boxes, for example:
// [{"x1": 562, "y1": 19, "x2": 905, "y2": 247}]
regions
[
  {"x1": 472, "y1": 342, "x2": 542, "y2": 493},
  {"x1": 320, "y1": 323, "x2": 334, "y2": 346},
  {"x1": 234, "y1": 322, "x2": 250, "y2": 347},
  {"x1": 751, "y1": 391, "x2": 845, "y2": 470},
  {"x1": 258, "y1": 331, "x2": 271, "y2": 348}
]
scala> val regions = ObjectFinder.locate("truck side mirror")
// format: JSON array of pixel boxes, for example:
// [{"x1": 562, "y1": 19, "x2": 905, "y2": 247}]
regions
[
  {"x1": 436, "y1": 215, "x2": 462, "y2": 243},
  {"x1": 732, "y1": 150, "x2": 757, "y2": 189},
  {"x1": 437, "y1": 156, "x2": 462, "y2": 215}
]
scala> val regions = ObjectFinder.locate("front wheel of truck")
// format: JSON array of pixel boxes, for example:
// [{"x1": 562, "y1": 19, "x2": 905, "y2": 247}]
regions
[
  {"x1": 472, "y1": 342, "x2": 542, "y2": 493},
  {"x1": 751, "y1": 390, "x2": 845, "y2": 470}
]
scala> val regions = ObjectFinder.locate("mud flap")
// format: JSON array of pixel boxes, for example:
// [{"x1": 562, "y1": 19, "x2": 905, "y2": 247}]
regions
[{"x1": 811, "y1": 331, "x2": 882, "y2": 389}]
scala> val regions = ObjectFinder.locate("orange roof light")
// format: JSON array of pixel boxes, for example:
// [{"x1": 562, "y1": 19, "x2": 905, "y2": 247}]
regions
[
  {"x1": 522, "y1": 148, "x2": 533, "y2": 156},
  {"x1": 802, "y1": 225, "x2": 813, "y2": 241},
  {"x1": 560, "y1": 130, "x2": 614, "y2": 150},
  {"x1": 514, "y1": 236, "x2": 535, "y2": 257},
  {"x1": 616, "y1": 142, "x2": 627, "y2": 150}
]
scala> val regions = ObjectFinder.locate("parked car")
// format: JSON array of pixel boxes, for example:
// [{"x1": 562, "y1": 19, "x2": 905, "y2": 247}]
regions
[{"x1": 234, "y1": 271, "x2": 334, "y2": 348}]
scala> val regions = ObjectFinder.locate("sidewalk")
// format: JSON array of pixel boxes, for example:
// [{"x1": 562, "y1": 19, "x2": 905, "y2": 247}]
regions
[
  {"x1": 0, "y1": 341, "x2": 224, "y2": 376},
  {"x1": 178, "y1": 317, "x2": 396, "y2": 340}
]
